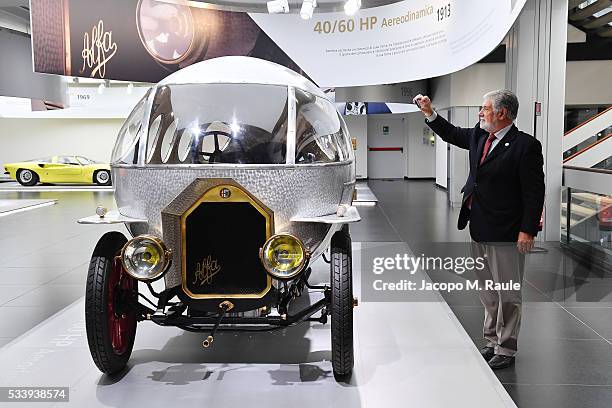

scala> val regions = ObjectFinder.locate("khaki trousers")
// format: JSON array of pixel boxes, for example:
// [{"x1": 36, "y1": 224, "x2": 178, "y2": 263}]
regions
[{"x1": 471, "y1": 241, "x2": 526, "y2": 356}]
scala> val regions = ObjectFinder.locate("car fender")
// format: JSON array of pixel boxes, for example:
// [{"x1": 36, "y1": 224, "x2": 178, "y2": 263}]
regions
[
  {"x1": 8, "y1": 163, "x2": 41, "y2": 181},
  {"x1": 87, "y1": 165, "x2": 111, "y2": 182}
]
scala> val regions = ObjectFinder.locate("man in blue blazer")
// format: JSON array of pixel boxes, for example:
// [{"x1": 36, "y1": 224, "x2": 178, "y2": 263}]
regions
[{"x1": 414, "y1": 90, "x2": 545, "y2": 369}]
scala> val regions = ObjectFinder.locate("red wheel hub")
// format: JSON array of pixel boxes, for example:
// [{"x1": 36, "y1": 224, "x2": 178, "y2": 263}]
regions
[{"x1": 107, "y1": 258, "x2": 136, "y2": 355}]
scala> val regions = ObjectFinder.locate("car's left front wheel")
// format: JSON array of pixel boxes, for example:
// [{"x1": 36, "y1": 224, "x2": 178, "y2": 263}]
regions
[{"x1": 86, "y1": 232, "x2": 137, "y2": 374}]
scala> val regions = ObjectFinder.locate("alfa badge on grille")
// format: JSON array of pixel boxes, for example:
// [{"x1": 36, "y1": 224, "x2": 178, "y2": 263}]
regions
[{"x1": 220, "y1": 188, "x2": 231, "y2": 198}]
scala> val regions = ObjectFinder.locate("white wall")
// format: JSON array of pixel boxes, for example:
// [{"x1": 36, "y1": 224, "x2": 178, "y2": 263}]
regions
[
  {"x1": 344, "y1": 112, "x2": 435, "y2": 179},
  {"x1": 367, "y1": 115, "x2": 405, "y2": 179},
  {"x1": 435, "y1": 109, "x2": 450, "y2": 188},
  {"x1": 405, "y1": 112, "x2": 436, "y2": 178},
  {"x1": 430, "y1": 74, "x2": 452, "y2": 110},
  {"x1": 0, "y1": 118, "x2": 124, "y2": 166},
  {"x1": 565, "y1": 60, "x2": 612, "y2": 106},
  {"x1": 343, "y1": 115, "x2": 368, "y2": 179},
  {"x1": 431, "y1": 63, "x2": 505, "y2": 109}
]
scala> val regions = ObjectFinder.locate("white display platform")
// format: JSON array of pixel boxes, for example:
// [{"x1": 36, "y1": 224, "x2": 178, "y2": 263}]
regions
[
  {"x1": 0, "y1": 184, "x2": 113, "y2": 193},
  {"x1": 0, "y1": 244, "x2": 515, "y2": 408}
]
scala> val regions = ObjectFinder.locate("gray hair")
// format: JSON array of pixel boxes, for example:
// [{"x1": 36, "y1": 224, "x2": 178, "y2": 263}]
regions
[{"x1": 483, "y1": 89, "x2": 519, "y2": 121}]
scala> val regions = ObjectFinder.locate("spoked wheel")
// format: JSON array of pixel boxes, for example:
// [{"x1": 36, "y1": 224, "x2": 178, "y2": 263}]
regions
[
  {"x1": 94, "y1": 170, "x2": 112, "y2": 186},
  {"x1": 17, "y1": 169, "x2": 39, "y2": 186},
  {"x1": 85, "y1": 232, "x2": 137, "y2": 374},
  {"x1": 330, "y1": 224, "x2": 354, "y2": 378}
]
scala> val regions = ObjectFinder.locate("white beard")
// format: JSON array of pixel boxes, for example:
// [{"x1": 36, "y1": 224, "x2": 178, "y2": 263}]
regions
[{"x1": 480, "y1": 119, "x2": 494, "y2": 133}]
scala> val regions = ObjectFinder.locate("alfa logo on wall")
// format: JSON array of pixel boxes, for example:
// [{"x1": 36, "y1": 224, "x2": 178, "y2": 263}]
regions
[
  {"x1": 31, "y1": 0, "x2": 305, "y2": 84},
  {"x1": 30, "y1": 0, "x2": 526, "y2": 87}
]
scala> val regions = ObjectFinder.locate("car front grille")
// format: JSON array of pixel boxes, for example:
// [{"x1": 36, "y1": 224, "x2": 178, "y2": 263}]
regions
[
  {"x1": 183, "y1": 201, "x2": 269, "y2": 297},
  {"x1": 161, "y1": 179, "x2": 274, "y2": 300}
]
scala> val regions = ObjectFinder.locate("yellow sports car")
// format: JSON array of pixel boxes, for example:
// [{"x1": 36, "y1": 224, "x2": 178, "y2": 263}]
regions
[{"x1": 4, "y1": 156, "x2": 112, "y2": 186}]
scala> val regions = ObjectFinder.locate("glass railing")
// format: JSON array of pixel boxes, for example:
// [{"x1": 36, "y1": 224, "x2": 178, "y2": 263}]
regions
[{"x1": 562, "y1": 165, "x2": 612, "y2": 270}]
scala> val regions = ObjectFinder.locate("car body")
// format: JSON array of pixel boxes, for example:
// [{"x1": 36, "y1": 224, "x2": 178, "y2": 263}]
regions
[
  {"x1": 79, "y1": 56, "x2": 360, "y2": 378},
  {"x1": 4, "y1": 155, "x2": 112, "y2": 186}
]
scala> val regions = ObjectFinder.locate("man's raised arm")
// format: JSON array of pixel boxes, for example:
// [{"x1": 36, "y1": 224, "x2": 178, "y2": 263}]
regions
[{"x1": 413, "y1": 94, "x2": 472, "y2": 150}]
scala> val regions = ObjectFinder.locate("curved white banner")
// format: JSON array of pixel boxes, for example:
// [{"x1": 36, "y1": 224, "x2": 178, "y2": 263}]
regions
[{"x1": 250, "y1": 0, "x2": 526, "y2": 87}]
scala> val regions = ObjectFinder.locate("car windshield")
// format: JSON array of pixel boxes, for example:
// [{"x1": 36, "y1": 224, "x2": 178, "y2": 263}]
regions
[
  {"x1": 294, "y1": 89, "x2": 352, "y2": 164},
  {"x1": 111, "y1": 84, "x2": 352, "y2": 166},
  {"x1": 111, "y1": 91, "x2": 149, "y2": 165},
  {"x1": 144, "y1": 83, "x2": 288, "y2": 165},
  {"x1": 76, "y1": 156, "x2": 96, "y2": 165}
]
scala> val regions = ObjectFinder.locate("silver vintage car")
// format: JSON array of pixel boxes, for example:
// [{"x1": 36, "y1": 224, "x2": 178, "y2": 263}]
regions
[{"x1": 79, "y1": 56, "x2": 360, "y2": 378}]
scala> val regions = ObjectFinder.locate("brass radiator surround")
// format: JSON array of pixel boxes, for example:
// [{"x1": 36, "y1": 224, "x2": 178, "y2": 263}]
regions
[{"x1": 162, "y1": 178, "x2": 274, "y2": 299}]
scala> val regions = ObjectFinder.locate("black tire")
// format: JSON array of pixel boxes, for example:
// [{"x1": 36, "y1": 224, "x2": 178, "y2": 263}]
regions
[
  {"x1": 330, "y1": 224, "x2": 354, "y2": 378},
  {"x1": 16, "y1": 169, "x2": 39, "y2": 186},
  {"x1": 85, "y1": 232, "x2": 137, "y2": 374},
  {"x1": 93, "y1": 170, "x2": 112, "y2": 186}
]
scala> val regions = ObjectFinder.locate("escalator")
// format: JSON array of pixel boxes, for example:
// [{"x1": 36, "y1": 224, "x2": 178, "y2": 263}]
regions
[{"x1": 563, "y1": 106, "x2": 611, "y2": 169}]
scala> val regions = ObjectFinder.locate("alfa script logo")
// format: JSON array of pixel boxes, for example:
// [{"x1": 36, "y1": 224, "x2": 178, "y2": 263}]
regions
[
  {"x1": 80, "y1": 20, "x2": 117, "y2": 79},
  {"x1": 193, "y1": 255, "x2": 222, "y2": 286}
]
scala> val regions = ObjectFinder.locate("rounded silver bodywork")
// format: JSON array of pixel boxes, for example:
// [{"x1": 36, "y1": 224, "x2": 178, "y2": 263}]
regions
[
  {"x1": 114, "y1": 162, "x2": 355, "y2": 288},
  {"x1": 105, "y1": 56, "x2": 357, "y2": 289}
]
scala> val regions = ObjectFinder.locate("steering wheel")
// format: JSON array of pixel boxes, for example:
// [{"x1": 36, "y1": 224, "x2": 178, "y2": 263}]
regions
[{"x1": 198, "y1": 130, "x2": 232, "y2": 163}]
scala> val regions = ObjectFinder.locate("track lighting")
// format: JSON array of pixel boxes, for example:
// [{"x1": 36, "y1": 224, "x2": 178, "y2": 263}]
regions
[
  {"x1": 267, "y1": 0, "x2": 289, "y2": 14},
  {"x1": 344, "y1": 0, "x2": 361, "y2": 16},
  {"x1": 300, "y1": 0, "x2": 316, "y2": 20}
]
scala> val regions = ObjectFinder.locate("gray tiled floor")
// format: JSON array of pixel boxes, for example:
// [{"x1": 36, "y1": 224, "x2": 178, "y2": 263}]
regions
[{"x1": 0, "y1": 189, "x2": 123, "y2": 344}]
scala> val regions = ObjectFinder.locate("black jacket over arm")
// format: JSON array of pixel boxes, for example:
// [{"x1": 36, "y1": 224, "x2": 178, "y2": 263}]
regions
[{"x1": 426, "y1": 114, "x2": 545, "y2": 243}]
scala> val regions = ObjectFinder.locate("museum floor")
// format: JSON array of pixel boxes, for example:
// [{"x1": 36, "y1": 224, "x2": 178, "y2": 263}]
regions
[{"x1": 0, "y1": 180, "x2": 610, "y2": 407}]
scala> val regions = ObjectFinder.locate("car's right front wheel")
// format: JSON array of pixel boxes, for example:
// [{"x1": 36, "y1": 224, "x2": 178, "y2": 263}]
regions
[
  {"x1": 16, "y1": 169, "x2": 39, "y2": 186},
  {"x1": 94, "y1": 170, "x2": 112, "y2": 186},
  {"x1": 85, "y1": 231, "x2": 137, "y2": 375},
  {"x1": 330, "y1": 224, "x2": 354, "y2": 378}
]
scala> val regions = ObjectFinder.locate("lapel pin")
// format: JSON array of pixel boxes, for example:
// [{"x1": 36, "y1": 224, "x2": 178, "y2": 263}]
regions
[{"x1": 505, "y1": 142, "x2": 510, "y2": 147}]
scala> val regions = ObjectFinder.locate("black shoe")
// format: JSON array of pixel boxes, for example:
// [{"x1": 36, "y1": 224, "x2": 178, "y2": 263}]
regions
[
  {"x1": 488, "y1": 354, "x2": 515, "y2": 370},
  {"x1": 480, "y1": 346, "x2": 495, "y2": 361}
]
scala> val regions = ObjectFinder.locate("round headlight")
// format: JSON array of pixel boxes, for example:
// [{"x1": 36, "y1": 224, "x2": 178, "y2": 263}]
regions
[
  {"x1": 121, "y1": 235, "x2": 171, "y2": 281},
  {"x1": 260, "y1": 234, "x2": 308, "y2": 280}
]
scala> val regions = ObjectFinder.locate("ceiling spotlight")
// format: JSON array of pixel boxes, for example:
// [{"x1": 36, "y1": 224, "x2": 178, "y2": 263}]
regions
[
  {"x1": 300, "y1": 0, "x2": 316, "y2": 20},
  {"x1": 267, "y1": 0, "x2": 289, "y2": 14},
  {"x1": 344, "y1": 0, "x2": 361, "y2": 16}
]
